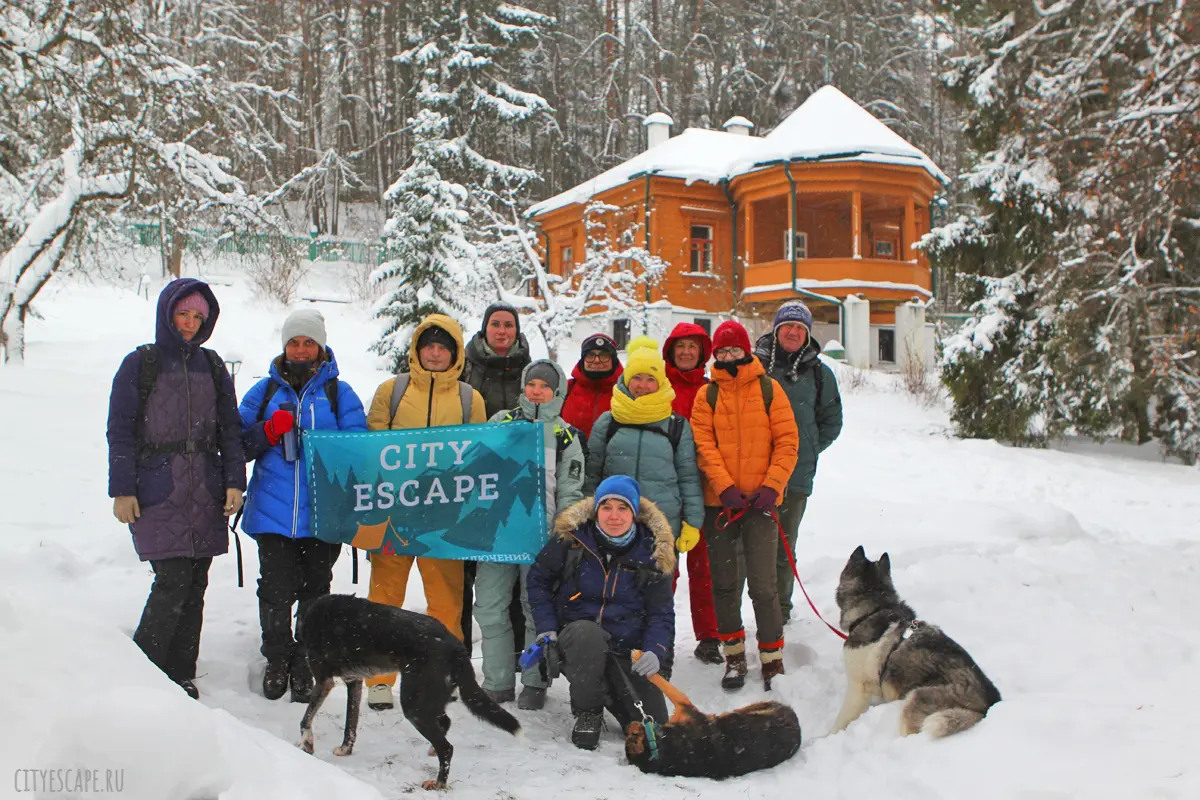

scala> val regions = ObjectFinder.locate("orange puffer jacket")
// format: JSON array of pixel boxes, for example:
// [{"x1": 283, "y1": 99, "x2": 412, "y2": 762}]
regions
[{"x1": 689, "y1": 356, "x2": 799, "y2": 506}]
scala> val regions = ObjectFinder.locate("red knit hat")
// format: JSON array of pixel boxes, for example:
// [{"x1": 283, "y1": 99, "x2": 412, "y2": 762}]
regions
[{"x1": 711, "y1": 320, "x2": 751, "y2": 353}]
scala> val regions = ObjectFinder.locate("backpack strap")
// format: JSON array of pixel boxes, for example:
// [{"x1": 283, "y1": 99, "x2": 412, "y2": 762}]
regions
[
  {"x1": 458, "y1": 381, "x2": 473, "y2": 423},
  {"x1": 200, "y1": 347, "x2": 231, "y2": 450},
  {"x1": 813, "y1": 361, "x2": 824, "y2": 404},
  {"x1": 759, "y1": 374, "x2": 774, "y2": 414},
  {"x1": 554, "y1": 423, "x2": 580, "y2": 455},
  {"x1": 134, "y1": 344, "x2": 161, "y2": 455},
  {"x1": 325, "y1": 377, "x2": 340, "y2": 419},
  {"x1": 256, "y1": 380, "x2": 284, "y2": 422},
  {"x1": 706, "y1": 382, "x2": 718, "y2": 410},
  {"x1": 603, "y1": 415, "x2": 684, "y2": 454},
  {"x1": 388, "y1": 373, "x2": 411, "y2": 430}
]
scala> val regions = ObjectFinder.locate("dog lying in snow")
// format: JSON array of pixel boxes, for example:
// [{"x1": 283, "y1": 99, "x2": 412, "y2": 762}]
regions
[{"x1": 831, "y1": 546, "x2": 1001, "y2": 737}]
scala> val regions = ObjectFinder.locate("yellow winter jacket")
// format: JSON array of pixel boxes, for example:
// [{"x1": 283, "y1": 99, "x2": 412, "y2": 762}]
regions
[{"x1": 366, "y1": 315, "x2": 487, "y2": 430}]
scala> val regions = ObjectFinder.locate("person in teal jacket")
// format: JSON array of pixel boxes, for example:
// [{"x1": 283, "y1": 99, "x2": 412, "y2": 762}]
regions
[
  {"x1": 474, "y1": 359, "x2": 585, "y2": 711},
  {"x1": 753, "y1": 300, "x2": 843, "y2": 623},
  {"x1": 238, "y1": 309, "x2": 367, "y2": 702}
]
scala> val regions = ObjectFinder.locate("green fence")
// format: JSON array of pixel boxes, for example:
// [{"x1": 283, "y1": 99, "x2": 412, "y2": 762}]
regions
[{"x1": 123, "y1": 223, "x2": 395, "y2": 265}]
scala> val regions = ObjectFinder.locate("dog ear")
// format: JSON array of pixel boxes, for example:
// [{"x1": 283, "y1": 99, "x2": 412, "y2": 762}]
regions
[
  {"x1": 878, "y1": 552, "x2": 891, "y2": 575},
  {"x1": 850, "y1": 544, "x2": 866, "y2": 563}
]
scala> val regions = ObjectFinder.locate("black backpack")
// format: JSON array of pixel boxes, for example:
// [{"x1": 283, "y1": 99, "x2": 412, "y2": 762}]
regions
[
  {"x1": 135, "y1": 344, "x2": 232, "y2": 457},
  {"x1": 602, "y1": 414, "x2": 686, "y2": 453},
  {"x1": 705, "y1": 375, "x2": 775, "y2": 414}
]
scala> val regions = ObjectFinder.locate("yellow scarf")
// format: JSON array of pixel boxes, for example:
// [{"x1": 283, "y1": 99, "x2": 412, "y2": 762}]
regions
[{"x1": 610, "y1": 380, "x2": 676, "y2": 425}]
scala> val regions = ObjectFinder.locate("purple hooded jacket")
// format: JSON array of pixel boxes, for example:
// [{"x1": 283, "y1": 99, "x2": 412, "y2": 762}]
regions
[{"x1": 107, "y1": 278, "x2": 247, "y2": 561}]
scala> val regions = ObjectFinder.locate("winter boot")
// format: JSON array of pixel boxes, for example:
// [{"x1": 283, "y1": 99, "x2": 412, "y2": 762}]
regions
[
  {"x1": 517, "y1": 686, "x2": 546, "y2": 710},
  {"x1": 571, "y1": 709, "x2": 604, "y2": 750},
  {"x1": 177, "y1": 679, "x2": 200, "y2": 700},
  {"x1": 761, "y1": 649, "x2": 785, "y2": 691},
  {"x1": 693, "y1": 638, "x2": 723, "y2": 665},
  {"x1": 367, "y1": 684, "x2": 394, "y2": 710},
  {"x1": 289, "y1": 651, "x2": 314, "y2": 704},
  {"x1": 484, "y1": 688, "x2": 516, "y2": 704},
  {"x1": 262, "y1": 659, "x2": 290, "y2": 700},
  {"x1": 260, "y1": 602, "x2": 294, "y2": 701},
  {"x1": 720, "y1": 639, "x2": 748, "y2": 690}
]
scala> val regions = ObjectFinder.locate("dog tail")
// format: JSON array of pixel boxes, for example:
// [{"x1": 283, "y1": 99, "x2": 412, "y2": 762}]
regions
[
  {"x1": 452, "y1": 650, "x2": 521, "y2": 737},
  {"x1": 922, "y1": 708, "x2": 985, "y2": 738}
]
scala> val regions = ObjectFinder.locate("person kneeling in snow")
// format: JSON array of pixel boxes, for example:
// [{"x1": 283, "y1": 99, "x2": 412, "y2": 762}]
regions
[{"x1": 525, "y1": 476, "x2": 675, "y2": 750}]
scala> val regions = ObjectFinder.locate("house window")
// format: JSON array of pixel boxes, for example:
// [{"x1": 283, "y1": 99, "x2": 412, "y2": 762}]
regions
[
  {"x1": 784, "y1": 230, "x2": 808, "y2": 259},
  {"x1": 874, "y1": 240, "x2": 894, "y2": 258},
  {"x1": 560, "y1": 246, "x2": 574, "y2": 269},
  {"x1": 612, "y1": 319, "x2": 631, "y2": 350},
  {"x1": 878, "y1": 328, "x2": 895, "y2": 363},
  {"x1": 689, "y1": 225, "x2": 714, "y2": 272},
  {"x1": 693, "y1": 317, "x2": 712, "y2": 336}
]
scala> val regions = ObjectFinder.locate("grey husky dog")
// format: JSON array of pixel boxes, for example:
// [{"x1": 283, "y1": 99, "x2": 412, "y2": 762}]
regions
[{"x1": 831, "y1": 546, "x2": 1000, "y2": 737}]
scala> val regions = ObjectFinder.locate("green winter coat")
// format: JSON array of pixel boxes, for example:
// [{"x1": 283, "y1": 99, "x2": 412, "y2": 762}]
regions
[
  {"x1": 487, "y1": 360, "x2": 584, "y2": 526},
  {"x1": 754, "y1": 334, "x2": 843, "y2": 496},
  {"x1": 583, "y1": 384, "x2": 705, "y2": 538}
]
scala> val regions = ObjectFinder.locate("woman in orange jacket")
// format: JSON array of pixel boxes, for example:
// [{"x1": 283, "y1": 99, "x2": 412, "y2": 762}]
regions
[{"x1": 690, "y1": 320, "x2": 798, "y2": 691}]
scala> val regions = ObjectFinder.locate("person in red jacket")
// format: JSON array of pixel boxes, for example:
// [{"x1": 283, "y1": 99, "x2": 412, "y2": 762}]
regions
[
  {"x1": 662, "y1": 323, "x2": 722, "y2": 665},
  {"x1": 561, "y1": 333, "x2": 624, "y2": 439}
]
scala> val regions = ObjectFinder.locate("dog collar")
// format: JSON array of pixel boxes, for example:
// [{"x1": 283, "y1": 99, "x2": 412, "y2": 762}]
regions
[{"x1": 879, "y1": 620, "x2": 924, "y2": 684}]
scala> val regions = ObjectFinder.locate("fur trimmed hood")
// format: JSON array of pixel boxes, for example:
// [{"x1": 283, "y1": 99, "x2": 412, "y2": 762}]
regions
[{"x1": 554, "y1": 495, "x2": 676, "y2": 576}]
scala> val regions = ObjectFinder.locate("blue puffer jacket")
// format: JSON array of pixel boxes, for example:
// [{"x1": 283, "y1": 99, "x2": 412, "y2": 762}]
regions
[
  {"x1": 526, "y1": 496, "x2": 676, "y2": 661},
  {"x1": 238, "y1": 348, "x2": 367, "y2": 538}
]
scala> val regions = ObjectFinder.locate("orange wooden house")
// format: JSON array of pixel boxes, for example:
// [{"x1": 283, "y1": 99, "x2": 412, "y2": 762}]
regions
[{"x1": 526, "y1": 86, "x2": 947, "y2": 368}]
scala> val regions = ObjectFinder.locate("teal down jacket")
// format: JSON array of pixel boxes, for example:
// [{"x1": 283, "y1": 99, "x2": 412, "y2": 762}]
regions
[{"x1": 583, "y1": 383, "x2": 704, "y2": 538}]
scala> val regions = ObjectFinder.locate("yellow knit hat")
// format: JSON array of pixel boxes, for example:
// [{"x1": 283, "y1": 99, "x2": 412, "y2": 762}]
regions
[{"x1": 624, "y1": 336, "x2": 668, "y2": 387}]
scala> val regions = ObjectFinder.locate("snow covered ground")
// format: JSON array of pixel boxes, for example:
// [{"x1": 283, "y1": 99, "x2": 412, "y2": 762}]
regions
[{"x1": 2, "y1": 260, "x2": 1199, "y2": 799}]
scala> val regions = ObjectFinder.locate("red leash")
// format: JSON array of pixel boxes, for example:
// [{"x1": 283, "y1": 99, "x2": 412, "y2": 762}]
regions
[{"x1": 716, "y1": 507, "x2": 848, "y2": 641}]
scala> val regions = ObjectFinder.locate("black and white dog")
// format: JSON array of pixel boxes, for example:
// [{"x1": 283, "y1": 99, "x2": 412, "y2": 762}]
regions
[
  {"x1": 297, "y1": 594, "x2": 520, "y2": 790},
  {"x1": 831, "y1": 546, "x2": 1001, "y2": 737}
]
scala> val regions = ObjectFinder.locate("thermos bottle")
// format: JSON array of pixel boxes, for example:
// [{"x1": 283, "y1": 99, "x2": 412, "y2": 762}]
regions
[{"x1": 280, "y1": 401, "x2": 298, "y2": 462}]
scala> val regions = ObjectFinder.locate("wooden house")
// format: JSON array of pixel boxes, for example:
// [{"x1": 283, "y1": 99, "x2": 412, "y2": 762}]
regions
[{"x1": 526, "y1": 86, "x2": 947, "y2": 368}]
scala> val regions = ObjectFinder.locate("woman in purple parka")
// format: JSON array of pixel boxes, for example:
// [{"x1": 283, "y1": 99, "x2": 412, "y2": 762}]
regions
[{"x1": 107, "y1": 278, "x2": 247, "y2": 699}]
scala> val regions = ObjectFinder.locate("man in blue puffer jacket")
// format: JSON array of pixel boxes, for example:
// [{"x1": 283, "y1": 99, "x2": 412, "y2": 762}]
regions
[{"x1": 238, "y1": 309, "x2": 367, "y2": 702}]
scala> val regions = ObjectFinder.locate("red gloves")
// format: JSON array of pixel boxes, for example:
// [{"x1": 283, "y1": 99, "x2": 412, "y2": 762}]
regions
[
  {"x1": 719, "y1": 486, "x2": 749, "y2": 510},
  {"x1": 750, "y1": 486, "x2": 779, "y2": 510},
  {"x1": 264, "y1": 409, "x2": 295, "y2": 446}
]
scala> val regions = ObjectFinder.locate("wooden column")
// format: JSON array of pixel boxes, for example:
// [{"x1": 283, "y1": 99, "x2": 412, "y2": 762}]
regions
[
  {"x1": 852, "y1": 191, "x2": 862, "y2": 259},
  {"x1": 745, "y1": 199, "x2": 755, "y2": 268},
  {"x1": 903, "y1": 197, "x2": 917, "y2": 262}
]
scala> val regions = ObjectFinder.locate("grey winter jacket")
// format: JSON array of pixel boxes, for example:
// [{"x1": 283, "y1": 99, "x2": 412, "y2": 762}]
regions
[
  {"x1": 583, "y1": 383, "x2": 704, "y2": 538},
  {"x1": 487, "y1": 360, "x2": 585, "y2": 528},
  {"x1": 754, "y1": 333, "x2": 843, "y2": 496}
]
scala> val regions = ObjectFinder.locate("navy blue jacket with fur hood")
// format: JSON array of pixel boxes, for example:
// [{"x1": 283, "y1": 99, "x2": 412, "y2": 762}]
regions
[
  {"x1": 526, "y1": 496, "x2": 676, "y2": 661},
  {"x1": 106, "y1": 278, "x2": 246, "y2": 561}
]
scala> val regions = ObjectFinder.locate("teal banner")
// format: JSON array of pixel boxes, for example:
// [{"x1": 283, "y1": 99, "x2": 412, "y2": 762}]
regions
[{"x1": 305, "y1": 422, "x2": 547, "y2": 563}]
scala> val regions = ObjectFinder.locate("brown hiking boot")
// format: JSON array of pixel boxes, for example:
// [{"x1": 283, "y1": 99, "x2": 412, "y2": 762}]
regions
[
  {"x1": 721, "y1": 652, "x2": 748, "y2": 690},
  {"x1": 693, "y1": 638, "x2": 724, "y2": 665},
  {"x1": 761, "y1": 651, "x2": 785, "y2": 690}
]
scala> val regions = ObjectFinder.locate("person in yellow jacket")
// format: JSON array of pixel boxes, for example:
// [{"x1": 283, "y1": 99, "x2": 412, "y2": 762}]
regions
[{"x1": 362, "y1": 315, "x2": 487, "y2": 710}]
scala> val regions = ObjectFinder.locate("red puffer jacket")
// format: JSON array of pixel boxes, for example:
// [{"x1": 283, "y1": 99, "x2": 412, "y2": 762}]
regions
[
  {"x1": 560, "y1": 361, "x2": 624, "y2": 439},
  {"x1": 662, "y1": 322, "x2": 712, "y2": 420}
]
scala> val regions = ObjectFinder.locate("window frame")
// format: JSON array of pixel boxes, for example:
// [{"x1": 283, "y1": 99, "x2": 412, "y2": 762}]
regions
[
  {"x1": 784, "y1": 229, "x2": 808, "y2": 260},
  {"x1": 688, "y1": 223, "x2": 715, "y2": 273}
]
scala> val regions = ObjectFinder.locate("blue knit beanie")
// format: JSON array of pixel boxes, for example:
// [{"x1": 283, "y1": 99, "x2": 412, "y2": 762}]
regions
[
  {"x1": 594, "y1": 475, "x2": 640, "y2": 516},
  {"x1": 773, "y1": 300, "x2": 813, "y2": 335}
]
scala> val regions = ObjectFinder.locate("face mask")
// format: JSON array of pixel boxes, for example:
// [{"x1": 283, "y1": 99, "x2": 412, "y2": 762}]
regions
[{"x1": 715, "y1": 354, "x2": 753, "y2": 377}]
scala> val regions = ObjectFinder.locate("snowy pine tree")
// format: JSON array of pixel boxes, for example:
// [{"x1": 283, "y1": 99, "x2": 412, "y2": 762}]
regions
[
  {"x1": 930, "y1": 0, "x2": 1199, "y2": 460},
  {"x1": 372, "y1": 107, "x2": 475, "y2": 372}
]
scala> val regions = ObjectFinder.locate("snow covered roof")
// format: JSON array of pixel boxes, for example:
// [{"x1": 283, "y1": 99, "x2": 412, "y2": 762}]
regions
[
  {"x1": 527, "y1": 128, "x2": 760, "y2": 217},
  {"x1": 528, "y1": 85, "x2": 946, "y2": 218}
]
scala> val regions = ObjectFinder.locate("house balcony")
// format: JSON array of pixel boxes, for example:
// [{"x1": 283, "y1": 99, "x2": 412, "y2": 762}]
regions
[{"x1": 741, "y1": 257, "x2": 931, "y2": 306}]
